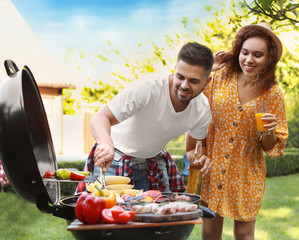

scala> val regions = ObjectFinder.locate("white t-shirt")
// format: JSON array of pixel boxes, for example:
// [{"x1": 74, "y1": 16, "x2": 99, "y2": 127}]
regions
[{"x1": 108, "y1": 77, "x2": 211, "y2": 158}]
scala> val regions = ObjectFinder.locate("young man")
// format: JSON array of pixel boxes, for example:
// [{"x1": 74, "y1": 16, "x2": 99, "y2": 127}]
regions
[{"x1": 81, "y1": 41, "x2": 214, "y2": 193}]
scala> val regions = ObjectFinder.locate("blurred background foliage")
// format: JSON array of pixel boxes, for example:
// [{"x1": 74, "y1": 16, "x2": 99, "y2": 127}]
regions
[{"x1": 62, "y1": 0, "x2": 298, "y2": 148}]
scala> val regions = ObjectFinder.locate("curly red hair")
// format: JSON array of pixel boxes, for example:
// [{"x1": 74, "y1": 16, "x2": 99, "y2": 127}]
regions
[{"x1": 225, "y1": 27, "x2": 279, "y2": 92}]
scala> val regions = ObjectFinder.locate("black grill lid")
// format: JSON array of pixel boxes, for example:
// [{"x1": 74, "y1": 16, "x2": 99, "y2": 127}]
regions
[{"x1": 0, "y1": 60, "x2": 59, "y2": 205}]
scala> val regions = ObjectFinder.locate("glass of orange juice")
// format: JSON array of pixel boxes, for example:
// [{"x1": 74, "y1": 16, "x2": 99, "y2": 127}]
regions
[{"x1": 254, "y1": 101, "x2": 269, "y2": 134}]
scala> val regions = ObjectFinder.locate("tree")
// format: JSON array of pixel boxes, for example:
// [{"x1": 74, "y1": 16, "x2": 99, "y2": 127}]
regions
[
  {"x1": 240, "y1": 0, "x2": 299, "y2": 26},
  {"x1": 62, "y1": 1, "x2": 299, "y2": 148}
]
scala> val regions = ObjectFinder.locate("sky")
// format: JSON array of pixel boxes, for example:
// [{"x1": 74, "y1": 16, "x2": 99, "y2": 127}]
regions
[{"x1": 11, "y1": 0, "x2": 223, "y2": 57}]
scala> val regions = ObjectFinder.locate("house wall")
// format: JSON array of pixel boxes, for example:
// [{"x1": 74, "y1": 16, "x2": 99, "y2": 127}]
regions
[
  {"x1": 63, "y1": 114, "x2": 84, "y2": 156},
  {"x1": 62, "y1": 112, "x2": 95, "y2": 156},
  {"x1": 42, "y1": 95, "x2": 63, "y2": 154},
  {"x1": 39, "y1": 87, "x2": 63, "y2": 155},
  {"x1": 39, "y1": 87, "x2": 96, "y2": 156}
]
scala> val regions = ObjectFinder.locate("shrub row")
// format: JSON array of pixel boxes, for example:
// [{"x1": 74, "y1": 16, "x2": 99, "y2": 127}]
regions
[{"x1": 265, "y1": 152, "x2": 299, "y2": 177}]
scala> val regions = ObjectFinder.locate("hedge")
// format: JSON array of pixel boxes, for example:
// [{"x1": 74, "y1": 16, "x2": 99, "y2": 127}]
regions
[
  {"x1": 57, "y1": 148, "x2": 299, "y2": 195},
  {"x1": 265, "y1": 152, "x2": 299, "y2": 177}
]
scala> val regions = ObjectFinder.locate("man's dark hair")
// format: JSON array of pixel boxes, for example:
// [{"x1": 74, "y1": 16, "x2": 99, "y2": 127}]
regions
[{"x1": 177, "y1": 42, "x2": 214, "y2": 76}]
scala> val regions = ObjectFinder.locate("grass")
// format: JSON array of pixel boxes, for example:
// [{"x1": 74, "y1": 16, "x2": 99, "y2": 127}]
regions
[{"x1": 0, "y1": 173, "x2": 298, "y2": 240}]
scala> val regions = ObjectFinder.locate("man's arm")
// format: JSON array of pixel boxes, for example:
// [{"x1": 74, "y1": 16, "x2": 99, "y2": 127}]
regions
[
  {"x1": 185, "y1": 132, "x2": 212, "y2": 177},
  {"x1": 90, "y1": 105, "x2": 119, "y2": 172}
]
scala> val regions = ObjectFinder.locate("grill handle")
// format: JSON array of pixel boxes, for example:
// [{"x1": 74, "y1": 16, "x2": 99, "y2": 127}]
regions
[
  {"x1": 36, "y1": 196, "x2": 75, "y2": 221},
  {"x1": 199, "y1": 206, "x2": 216, "y2": 218},
  {"x1": 4, "y1": 59, "x2": 19, "y2": 77}
]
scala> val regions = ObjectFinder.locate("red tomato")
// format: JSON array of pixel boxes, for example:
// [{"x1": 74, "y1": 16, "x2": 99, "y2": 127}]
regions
[
  {"x1": 113, "y1": 211, "x2": 136, "y2": 224},
  {"x1": 111, "y1": 206, "x2": 124, "y2": 218},
  {"x1": 75, "y1": 192, "x2": 89, "y2": 224},
  {"x1": 128, "y1": 210, "x2": 136, "y2": 219},
  {"x1": 142, "y1": 190, "x2": 162, "y2": 201},
  {"x1": 111, "y1": 206, "x2": 135, "y2": 224},
  {"x1": 70, "y1": 172, "x2": 86, "y2": 181},
  {"x1": 101, "y1": 209, "x2": 116, "y2": 224}
]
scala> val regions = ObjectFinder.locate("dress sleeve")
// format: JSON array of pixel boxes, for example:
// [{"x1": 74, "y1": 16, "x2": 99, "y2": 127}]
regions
[{"x1": 263, "y1": 86, "x2": 288, "y2": 157}]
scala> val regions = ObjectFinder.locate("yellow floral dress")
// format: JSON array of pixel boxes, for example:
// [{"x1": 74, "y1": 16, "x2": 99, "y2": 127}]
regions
[{"x1": 201, "y1": 66, "x2": 288, "y2": 221}]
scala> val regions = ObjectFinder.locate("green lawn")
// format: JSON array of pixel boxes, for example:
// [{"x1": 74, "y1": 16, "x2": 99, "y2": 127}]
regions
[{"x1": 0, "y1": 173, "x2": 298, "y2": 240}]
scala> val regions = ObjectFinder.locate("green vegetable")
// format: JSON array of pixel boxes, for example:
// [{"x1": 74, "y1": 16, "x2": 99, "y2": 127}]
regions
[
  {"x1": 95, "y1": 185, "x2": 106, "y2": 197},
  {"x1": 55, "y1": 169, "x2": 71, "y2": 180}
]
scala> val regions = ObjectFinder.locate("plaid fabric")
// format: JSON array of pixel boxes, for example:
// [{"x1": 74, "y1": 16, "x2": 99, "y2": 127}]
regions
[
  {"x1": 147, "y1": 157, "x2": 165, "y2": 190},
  {"x1": 163, "y1": 150, "x2": 186, "y2": 192},
  {"x1": 0, "y1": 161, "x2": 9, "y2": 185},
  {"x1": 76, "y1": 144, "x2": 186, "y2": 193},
  {"x1": 115, "y1": 155, "x2": 133, "y2": 179}
]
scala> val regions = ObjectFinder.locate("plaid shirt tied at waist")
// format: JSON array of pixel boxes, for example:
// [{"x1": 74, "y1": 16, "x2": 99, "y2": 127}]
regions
[{"x1": 77, "y1": 144, "x2": 186, "y2": 193}]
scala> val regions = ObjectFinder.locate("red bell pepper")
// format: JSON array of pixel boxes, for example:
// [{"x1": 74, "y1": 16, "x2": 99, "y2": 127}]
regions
[
  {"x1": 70, "y1": 171, "x2": 86, "y2": 181},
  {"x1": 142, "y1": 190, "x2": 162, "y2": 201},
  {"x1": 82, "y1": 195, "x2": 106, "y2": 224},
  {"x1": 75, "y1": 192, "x2": 89, "y2": 224},
  {"x1": 43, "y1": 170, "x2": 55, "y2": 178}
]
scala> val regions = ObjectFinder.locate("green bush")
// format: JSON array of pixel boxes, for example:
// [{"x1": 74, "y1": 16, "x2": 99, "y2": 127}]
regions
[
  {"x1": 265, "y1": 152, "x2": 299, "y2": 177},
  {"x1": 167, "y1": 147, "x2": 186, "y2": 156}
]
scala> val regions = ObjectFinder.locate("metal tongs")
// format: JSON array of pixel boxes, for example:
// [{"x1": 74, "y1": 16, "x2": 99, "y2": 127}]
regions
[{"x1": 94, "y1": 165, "x2": 106, "y2": 189}]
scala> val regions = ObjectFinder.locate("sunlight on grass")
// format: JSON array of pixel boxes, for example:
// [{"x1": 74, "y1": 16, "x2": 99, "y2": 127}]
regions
[
  {"x1": 294, "y1": 196, "x2": 299, "y2": 201},
  {"x1": 255, "y1": 229, "x2": 269, "y2": 240},
  {"x1": 223, "y1": 228, "x2": 234, "y2": 238},
  {"x1": 286, "y1": 227, "x2": 299, "y2": 240},
  {"x1": 259, "y1": 207, "x2": 292, "y2": 220}
]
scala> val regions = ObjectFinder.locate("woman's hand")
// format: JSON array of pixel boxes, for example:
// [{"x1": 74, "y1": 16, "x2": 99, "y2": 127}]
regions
[
  {"x1": 261, "y1": 113, "x2": 278, "y2": 151},
  {"x1": 94, "y1": 144, "x2": 115, "y2": 173},
  {"x1": 189, "y1": 155, "x2": 213, "y2": 177},
  {"x1": 199, "y1": 155, "x2": 213, "y2": 177},
  {"x1": 262, "y1": 113, "x2": 277, "y2": 133},
  {"x1": 212, "y1": 51, "x2": 229, "y2": 72}
]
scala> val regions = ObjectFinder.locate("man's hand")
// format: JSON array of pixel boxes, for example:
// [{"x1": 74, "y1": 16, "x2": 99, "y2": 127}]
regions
[{"x1": 94, "y1": 144, "x2": 115, "y2": 173}]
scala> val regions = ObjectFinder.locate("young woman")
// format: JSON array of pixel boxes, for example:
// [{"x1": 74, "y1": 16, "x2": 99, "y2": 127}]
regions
[{"x1": 199, "y1": 23, "x2": 288, "y2": 239}]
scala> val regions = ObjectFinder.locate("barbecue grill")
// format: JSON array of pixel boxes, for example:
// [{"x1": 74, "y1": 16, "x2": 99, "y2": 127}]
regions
[{"x1": 0, "y1": 60, "x2": 215, "y2": 240}]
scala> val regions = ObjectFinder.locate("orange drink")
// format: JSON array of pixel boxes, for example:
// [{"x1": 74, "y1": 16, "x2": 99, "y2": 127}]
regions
[
  {"x1": 254, "y1": 101, "x2": 269, "y2": 134},
  {"x1": 255, "y1": 113, "x2": 268, "y2": 132},
  {"x1": 187, "y1": 141, "x2": 203, "y2": 195}
]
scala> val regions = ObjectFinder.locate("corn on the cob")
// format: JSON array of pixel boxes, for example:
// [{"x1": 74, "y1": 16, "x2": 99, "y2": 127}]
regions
[
  {"x1": 106, "y1": 184, "x2": 134, "y2": 190},
  {"x1": 105, "y1": 176, "x2": 131, "y2": 185},
  {"x1": 121, "y1": 189, "x2": 143, "y2": 196}
]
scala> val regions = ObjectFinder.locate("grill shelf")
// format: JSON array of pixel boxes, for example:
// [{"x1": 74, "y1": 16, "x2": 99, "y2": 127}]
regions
[{"x1": 42, "y1": 175, "x2": 98, "y2": 183}]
